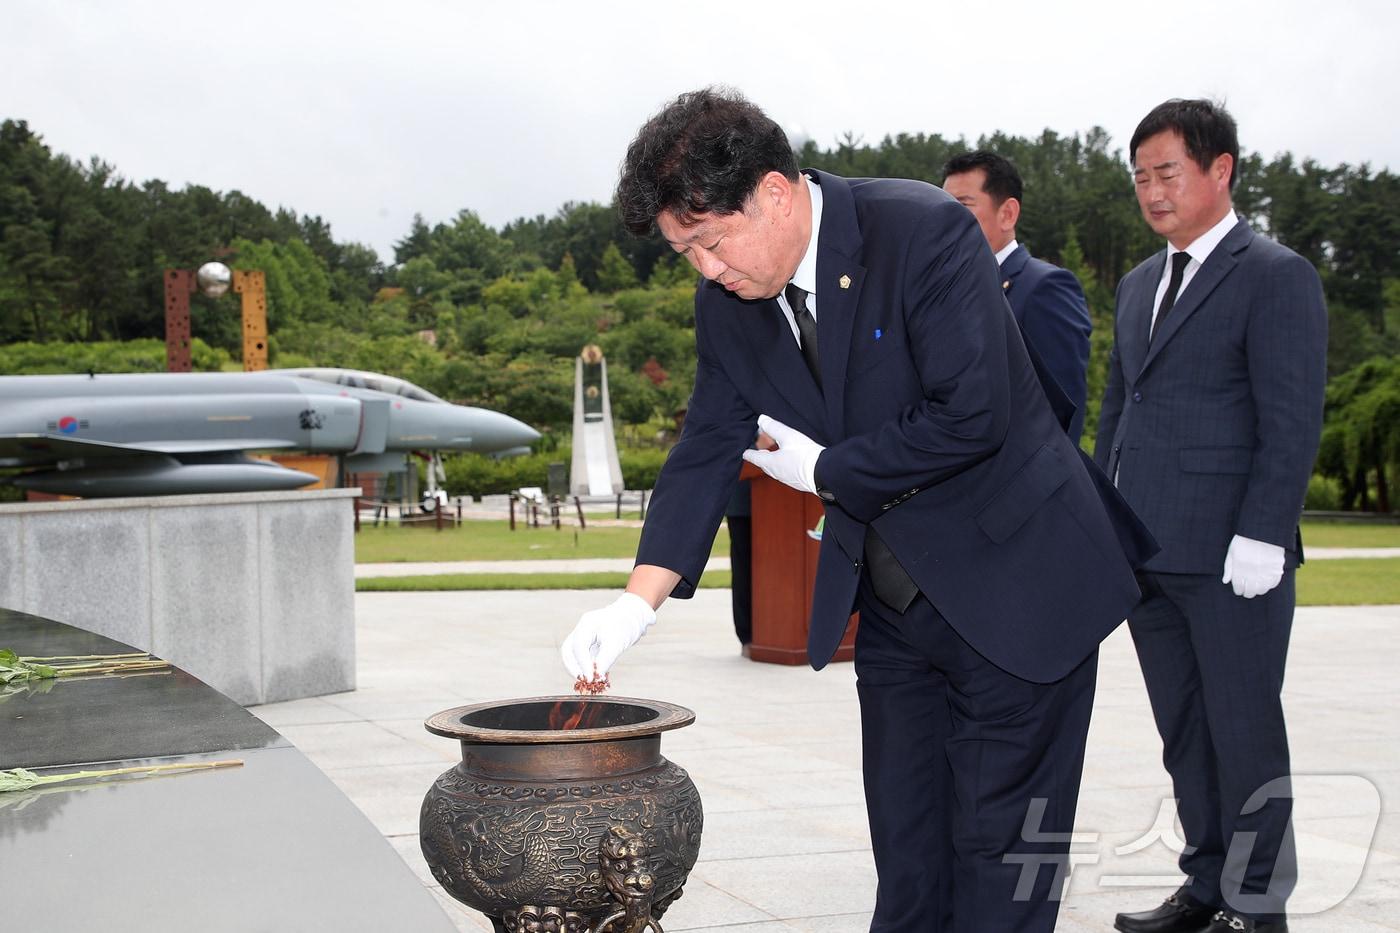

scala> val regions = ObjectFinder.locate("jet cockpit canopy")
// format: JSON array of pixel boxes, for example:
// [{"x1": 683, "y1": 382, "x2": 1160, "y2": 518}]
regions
[{"x1": 273, "y1": 368, "x2": 446, "y2": 404}]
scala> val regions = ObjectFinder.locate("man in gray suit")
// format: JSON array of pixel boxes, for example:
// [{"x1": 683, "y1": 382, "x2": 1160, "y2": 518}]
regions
[{"x1": 1097, "y1": 100, "x2": 1327, "y2": 933}]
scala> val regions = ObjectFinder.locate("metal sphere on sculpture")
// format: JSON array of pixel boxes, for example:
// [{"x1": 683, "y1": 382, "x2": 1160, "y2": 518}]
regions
[{"x1": 196, "y1": 262, "x2": 233, "y2": 298}]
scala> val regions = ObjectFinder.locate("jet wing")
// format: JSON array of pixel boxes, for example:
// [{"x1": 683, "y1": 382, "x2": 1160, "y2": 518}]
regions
[{"x1": 0, "y1": 433, "x2": 295, "y2": 467}]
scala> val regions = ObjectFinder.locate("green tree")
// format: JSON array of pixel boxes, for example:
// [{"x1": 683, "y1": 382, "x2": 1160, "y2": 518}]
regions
[
  {"x1": 230, "y1": 237, "x2": 336, "y2": 333},
  {"x1": 1316, "y1": 356, "x2": 1400, "y2": 511},
  {"x1": 394, "y1": 213, "x2": 432, "y2": 264},
  {"x1": 1058, "y1": 230, "x2": 1115, "y2": 450},
  {"x1": 1327, "y1": 167, "x2": 1400, "y2": 333},
  {"x1": 417, "y1": 209, "x2": 512, "y2": 305},
  {"x1": 0, "y1": 121, "x2": 77, "y2": 342},
  {"x1": 597, "y1": 241, "x2": 640, "y2": 292}
]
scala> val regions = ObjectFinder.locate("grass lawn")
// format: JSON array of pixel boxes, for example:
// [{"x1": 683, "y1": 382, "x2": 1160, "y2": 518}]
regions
[
  {"x1": 358, "y1": 571, "x2": 733, "y2": 592},
  {"x1": 355, "y1": 521, "x2": 655, "y2": 563},
  {"x1": 357, "y1": 561, "x2": 1395, "y2": 605},
  {"x1": 354, "y1": 518, "x2": 1396, "y2": 606},
  {"x1": 356, "y1": 519, "x2": 1394, "y2": 565},
  {"x1": 1296, "y1": 558, "x2": 1400, "y2": 606},
  {"x1": 1300, "y1": 520, "x2": 1400, "y2": 549}
]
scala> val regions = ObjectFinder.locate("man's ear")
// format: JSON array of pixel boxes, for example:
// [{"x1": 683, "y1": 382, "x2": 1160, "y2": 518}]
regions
[
  {"x1": 757, "y1": 171, "x2": 795, "y2": 216},
  {"x1": 1212, "y1": 153, "x2": 1234, "y2": 192},
  {"x1": 999, "y1": 196, "x2": 1021, "y2": 235}
]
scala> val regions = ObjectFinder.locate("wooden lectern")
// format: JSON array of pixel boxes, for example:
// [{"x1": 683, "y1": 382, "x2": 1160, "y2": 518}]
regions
[{"x1": 740, "y1": 463, "x2": 858, "y2": 664}]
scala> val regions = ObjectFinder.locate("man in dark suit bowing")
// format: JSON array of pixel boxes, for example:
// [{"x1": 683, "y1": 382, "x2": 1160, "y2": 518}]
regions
[
  {"x1": 1098, "y1": 100, "x2": 1326, "y2": 933},
  {"x1": 943, "y1": 151, "x2": 1093, "y2": 441},
  {"x1": 561, "y1": 87, "x2": 1155, "y2": 932}
]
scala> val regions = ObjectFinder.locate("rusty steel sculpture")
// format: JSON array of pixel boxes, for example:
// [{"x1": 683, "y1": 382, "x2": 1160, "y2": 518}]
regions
[{"x1": 420, "y1": 696, "x2": 703, "y2": 933}]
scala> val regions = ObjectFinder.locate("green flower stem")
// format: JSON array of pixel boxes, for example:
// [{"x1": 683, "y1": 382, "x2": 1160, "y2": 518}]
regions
[
  {"x1": 0, "y1": 760, "x2": 243, "y2": 793},
  {"x1": 20, "y1": 653, "x2": 149, "y2": 662}
]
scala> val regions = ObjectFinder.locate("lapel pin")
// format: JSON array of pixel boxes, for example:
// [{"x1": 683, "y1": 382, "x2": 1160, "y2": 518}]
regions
[
  {"x1": 1002, "y1": 279, "x2": 1011, "y2": 290},
  {"x1": 839, "y1": 274, "x2": 851, "y2": 290},
  {"x1": 874, "y1": 328, "x2": 883, "y2": 340}
]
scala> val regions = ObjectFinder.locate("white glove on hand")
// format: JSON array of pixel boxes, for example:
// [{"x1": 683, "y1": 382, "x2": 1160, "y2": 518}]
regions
[
  {"x1": 741, "y1": 414, "x2": 824, "y2": 496},
  {"x1": 1221, "y1": 534, "x2": 1285, "y2": 599},
  {"x1": 560, "y1": 592, "x2": 656, "y2": 679}
]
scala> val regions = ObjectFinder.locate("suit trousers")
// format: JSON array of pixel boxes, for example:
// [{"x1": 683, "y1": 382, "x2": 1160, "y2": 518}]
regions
[
  {"x1": 854, "y1": 574, "x2": 1098, "y2": 932},
  {"x1": 726, "y1": 515, "x2": 753, "y2": 645},
  {"x1": 1128, "y1": 570, "x2": 1297, "y2": 920}
]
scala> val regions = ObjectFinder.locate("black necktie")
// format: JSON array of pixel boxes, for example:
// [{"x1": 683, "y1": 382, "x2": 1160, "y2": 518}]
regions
[
  {"x1": 1151, "y1": 251, "x2": 1192, "y2": 341},
  {"x1": 785, "y1": 283, "x2": 821, "y2": 388},
  {"x1": 783, "y1": 282, "x2": 918, "y2": 613}
]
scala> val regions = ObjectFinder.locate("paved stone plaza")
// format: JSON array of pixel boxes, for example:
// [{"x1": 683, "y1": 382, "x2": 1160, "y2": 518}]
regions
[{"x1": 251, "y1": 591, "x2": 1400, "y2": 931}]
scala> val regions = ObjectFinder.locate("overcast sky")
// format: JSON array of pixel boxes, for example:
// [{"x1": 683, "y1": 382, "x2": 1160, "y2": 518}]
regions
[{"x1": 6, "y1": 0, "x2": 1397, "y2": 263}]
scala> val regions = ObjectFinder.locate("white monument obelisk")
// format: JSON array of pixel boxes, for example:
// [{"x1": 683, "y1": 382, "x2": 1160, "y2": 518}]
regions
[{"x1": 570, "y1": 344, "x2": 624, "y2": 496}]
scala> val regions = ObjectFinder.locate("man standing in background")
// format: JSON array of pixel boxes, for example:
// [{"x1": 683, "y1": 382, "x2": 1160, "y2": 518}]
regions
[
  {"x1": 1098, "y1": 99, "x2": 1327, "y2": 933},
  {"x1": 943, "y1": 151, "x2": 1093, "y2": 440}
]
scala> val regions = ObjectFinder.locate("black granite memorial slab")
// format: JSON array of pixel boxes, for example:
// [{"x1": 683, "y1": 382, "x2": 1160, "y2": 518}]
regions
[
  {"x1": 0, "y1": 607, "x2": 456, "y2": 931},
  {"x1": 1, "y1": 746, "x2": 456, "y2": 930},
  {"x1": 1, "y1": 608, "x2": 282, "y2": 768}
]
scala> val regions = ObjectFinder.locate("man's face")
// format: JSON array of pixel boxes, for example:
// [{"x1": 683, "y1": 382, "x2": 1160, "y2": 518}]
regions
[
  {"x1": 1132, "y1": 130, "x2": 1233, "y2": 249},
  {"x1": 943, "y1": 168, "x2": 1014, "y2": 253},
  {"x1": 655, "y1": 178, "x2": 799, "y2": 301}
]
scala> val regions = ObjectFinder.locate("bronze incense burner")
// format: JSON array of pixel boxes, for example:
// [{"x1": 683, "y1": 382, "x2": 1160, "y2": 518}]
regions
[{"x1": 420, "y1": 696, "x2": 702, "y2": 933}]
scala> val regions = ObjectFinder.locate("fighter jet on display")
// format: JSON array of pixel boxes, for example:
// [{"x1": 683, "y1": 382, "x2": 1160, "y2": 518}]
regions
[{"x1": 0, "y1": 367, "x2": 540, "y2": 498}]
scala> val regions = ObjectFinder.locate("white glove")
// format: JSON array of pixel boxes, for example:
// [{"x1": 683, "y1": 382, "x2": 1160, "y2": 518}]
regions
[
  {"x1": 1221, "y1": 534, "x2": 1285, "y2": 599},
  {"x1": 560, "y1": 592, "x2": 656, "y2": 678},
  {"x1": 741, "y1": 414, "x2": 824, "y2": 496}
]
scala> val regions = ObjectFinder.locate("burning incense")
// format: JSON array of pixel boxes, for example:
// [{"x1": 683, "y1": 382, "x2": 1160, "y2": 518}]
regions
[{"x1": 572, "y1": 663, "x2": 610, "y2": 696}]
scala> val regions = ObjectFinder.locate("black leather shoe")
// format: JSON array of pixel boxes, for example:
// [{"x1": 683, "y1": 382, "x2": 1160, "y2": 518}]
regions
[
  {"x1": 1114, "y1": 889, "x2": 1217, "y2": 933},
  {"x1": 1202, "y1": 911, "x2": 1288, "y2": 932}
]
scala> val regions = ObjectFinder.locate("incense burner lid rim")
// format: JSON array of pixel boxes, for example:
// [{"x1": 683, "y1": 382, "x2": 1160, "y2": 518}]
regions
[{"x1": 423, "y1": 694, "x2": 695, "y2": 744}]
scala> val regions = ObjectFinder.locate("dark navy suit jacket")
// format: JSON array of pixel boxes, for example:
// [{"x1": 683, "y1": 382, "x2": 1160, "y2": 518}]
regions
[
  {"x1": 1093, "y1": 220, "x2": 1327, "y2": 573},
  {"x1": 1001, "y1": 245, "x2": 1092, "y2": 441},
  {"x1": 637, "y1": 171, "x2": 1155, "y2": 683}
]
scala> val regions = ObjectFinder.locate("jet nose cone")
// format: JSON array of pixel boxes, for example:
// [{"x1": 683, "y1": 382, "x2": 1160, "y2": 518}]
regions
[{"x1": 452, "y1": 408, "x2": 540, "y2": 453}]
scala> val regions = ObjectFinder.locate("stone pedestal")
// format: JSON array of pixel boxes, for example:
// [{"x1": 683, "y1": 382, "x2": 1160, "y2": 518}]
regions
[{"x1": 0, "y1": 489, "x2": 359, "y2": 704}]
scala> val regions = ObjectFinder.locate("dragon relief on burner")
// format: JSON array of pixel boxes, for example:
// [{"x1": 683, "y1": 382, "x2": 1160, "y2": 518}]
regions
[{"x1": 420, "y1": 697, "x2": 702, "y2": 933}]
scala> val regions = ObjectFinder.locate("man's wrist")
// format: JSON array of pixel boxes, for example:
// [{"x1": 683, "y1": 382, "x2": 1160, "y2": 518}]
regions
[
  {"x1": 813, "y1": 452, "x2": 836, "y2": 502},
  {"x1": 624, "y1": 565, "x2": 680, "y2": 611}
]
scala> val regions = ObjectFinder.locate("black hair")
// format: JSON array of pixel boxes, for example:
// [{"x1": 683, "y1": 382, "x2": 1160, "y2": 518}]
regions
[
  {"x1": 616, "y1": 86, "x2": 799, "y2": 235},
  {"x1": 942, "y1": 150, "x2": 1024, "y2": 205},
  {"x1": 1130, "y1": 99, "x2": 1240, "y2": 189}
]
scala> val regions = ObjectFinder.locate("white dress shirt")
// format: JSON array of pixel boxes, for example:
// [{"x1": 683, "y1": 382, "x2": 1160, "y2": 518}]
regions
[
  {"x1": 1151, "y1": 209, "x2": 1239, "y2": 330},
  {"x1": 776, "y1": 173, "x2": 824, "y2": 344},
  {"x1": 995, "y1": 238, "x2": 1019, "y2": 266}
]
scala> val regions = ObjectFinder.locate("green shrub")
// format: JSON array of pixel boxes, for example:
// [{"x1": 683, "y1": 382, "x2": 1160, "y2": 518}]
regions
[
  {"x1": 441, "y1": 449, "x2": 571, "y2": 498},
  {"x1": 0, "y1": 338, "x2": 232, "y2": 374},
  {"x1": 620, "y1": 448, "x2": 668, "y2": 490},
  {"x1": 1304, "y1": 473, "x2": 1342, "y2": 511},
  {"x1": 440, "y1": 445, "x2": 671, "y2": 497}
]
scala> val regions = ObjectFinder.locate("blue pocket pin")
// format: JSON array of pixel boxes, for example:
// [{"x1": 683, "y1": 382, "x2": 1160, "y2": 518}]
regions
[{"x1": 874, "y1": 328, "x2": 883, "y2": 340}]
